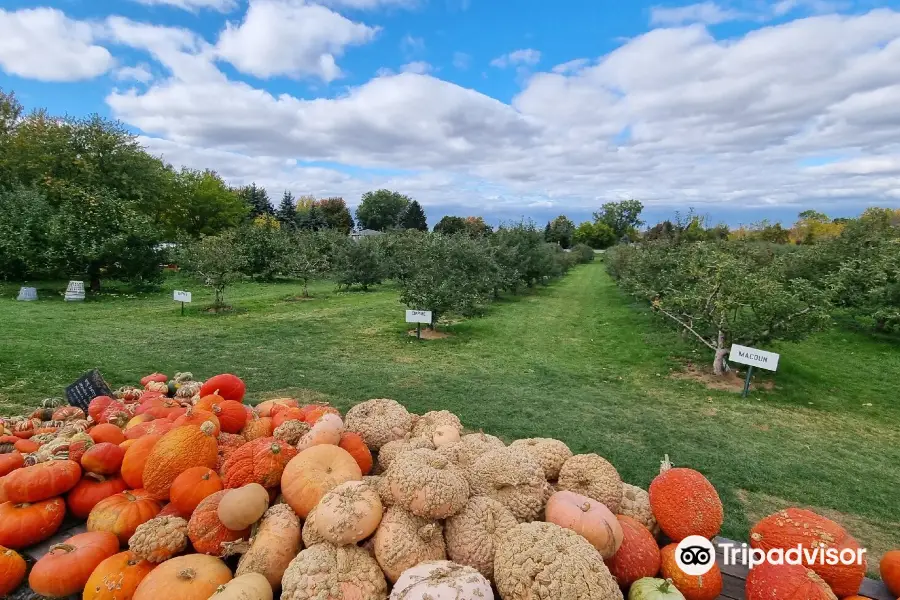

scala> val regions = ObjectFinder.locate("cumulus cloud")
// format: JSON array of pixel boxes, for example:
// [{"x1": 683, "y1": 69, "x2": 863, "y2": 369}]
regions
[
  {"x1": 401, "y1": 61, "x2": 432, "y2": 74},
  {"x1": 216, "y1": 0, "x2": 378, "y2": 81},
  {"x1": 129, "y1": 0, "x2": 239, "y2": 12},
  {"x1": 490, "y1": 48, "x2": 542, "y2": 68},
  {"x1": 115, "y1": 64, "x2": 154, "y2": 83},
  {"x1": 0, "y1": 8, "x2": 113, "y2": 81},
  {"x1": 316, "y1": 0, "x2": 420, "y2": 8},
  {"x1": 649, "y1": 2, "x2": 748, "y2": 25}
]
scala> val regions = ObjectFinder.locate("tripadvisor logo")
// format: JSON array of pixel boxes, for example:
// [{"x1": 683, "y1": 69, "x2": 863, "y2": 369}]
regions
[{"x1": 674, "y1": 536, "x2": 867, "y2": 576}]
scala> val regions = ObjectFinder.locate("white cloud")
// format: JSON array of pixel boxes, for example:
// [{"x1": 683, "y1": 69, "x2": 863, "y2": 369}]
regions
[
  {"x1": 551, "y1": 58, "x2": 590, "y2": 74},
  {"x1": 401, "y1": 61, "x2": 433, "y2": 74},
  {"x1": 490, "y1": 48, "x2": 541, "y2": 68},
  {"x1": 452, "y1": 51, "x2": 471, "y2": 70},
  {"x1": 216, "y1": 0, "x2": 378, "y2": 81},
  {"x1": 650, "y1": 2, "x2": 747, "y2": 26},
  {"x1": 128, "y1": 0, "x2": 239, "y2": 12},
  {"x1": 115, "y1": 64, "x2": 154, "y2": 83},
  {"x1": 316, "y1": 0, "x2": 419, "y2": 9},
  {"x1": 773, "y1": 0, "x2": 850, "y2": 17},
  {"x1": 0, "y1": 8, "x2": 113, "y2": 82}
]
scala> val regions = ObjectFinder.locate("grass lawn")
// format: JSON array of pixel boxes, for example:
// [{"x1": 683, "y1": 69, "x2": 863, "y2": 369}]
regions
[{"x1": 2, "y1": 264, "x2": 898, "y2": 570}]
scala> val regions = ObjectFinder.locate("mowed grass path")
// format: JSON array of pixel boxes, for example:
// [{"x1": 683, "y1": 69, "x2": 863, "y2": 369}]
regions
[{"x1": 2, "y1": 265, "x2": 898, "y2": 565}]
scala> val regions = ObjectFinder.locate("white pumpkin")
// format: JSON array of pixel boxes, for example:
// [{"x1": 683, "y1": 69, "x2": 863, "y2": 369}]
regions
[{"x1": 389, "y1": 560, "x2": 493, "y2": 600}]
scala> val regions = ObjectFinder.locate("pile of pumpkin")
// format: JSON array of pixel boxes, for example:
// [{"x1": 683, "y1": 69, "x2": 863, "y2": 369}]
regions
[{"x1": 1, "y1": 372, "x2": 899, "y2": 600}]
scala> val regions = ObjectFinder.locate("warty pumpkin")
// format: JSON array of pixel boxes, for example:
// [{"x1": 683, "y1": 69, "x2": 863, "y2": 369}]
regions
[
  {"x1": 222, "y1": 437, "x2": 297, "y2": 489},
  {"x1": 546, "y1": 490, "x2": 624, "y2": 558},
  {"x1": 374, "y1": 506, "x2": 446, "y2": 583},
  {"x1": 3, "y1": 459, "x2": 81, "y2": 503},
  {"x1": 311, "y1": 480, "x2": 383, "y2": 545},
  {"x1": 120, "y1": 434, "x2": 161, "y2": 489},
  {"x1": 281, "y1": 544, "x2": 387, "y2": 600},
  {"x1": 660, "y1": 543, "x2": 723, "y2": 600},
  {"x1": 87, "y1": 489, "x2": 163, "y2": 545},
  {"x1": 604, "y1": 515, "x2": 662, "y2": 588},
  {"x1": 339, "y1": 431, "x2": 373, "y2": 475},
  {"x1": 200, "y1": 374, "x2": 246, "y2": 402},
  {"x1": 170, "y1": 466, "x2": 223, "y2": 516},
  {"x1": 67, "y1": 473, "x2": 129, "y2": 519},
  {"x1": 29, "y1": 531, "x2": 120, "y2": 598},
  {"x1": 81, "y1": 442, "x2": 126, "y2": 476},
  {"x1": 649, "y1": 456, "x2": 723, "y2": 542},
  {"x1": 188, "y1": 490, "x2": 250, "y2": 556},
  {"x1": 0, "y1": 545, "x2": 26, "y2": 596},
  {"x1": 744, "y1": 562, "x2": 837, "y2": 600},
  {"x1": 129, "y1": 515, "x2": 189, "y2": 562},
  {"x1": 389, "y1": 560, "x2": 492, "y2": 600},
  {"x1": 217, "y1": 483, "x2": 269, "y2": 530},
  {"x1": 0, "y1": 497, "x2": 66, "y2": 549},
  {"x1": 83, "y1": 550, "x2": 157, "y2": 600},
  {"x1": 240, "y1": 416, "x2": 273, "y2": 441},
  {"x1": 235, "y1": 503, "x2": 301, "y2": 589},
  {"x1": 295, "y1": 413, "x2": 344, "y2": 452},
  {"x1": 881, "y1": 550, "x2": 900, "y2": 596},
  {"x1": 142, "y1": 422, "x2": 218, "y2": 500},
  {"x1": 133, "y1": 554, "x2": 232, "y2": 600},
  {"x1": 386, "y1": 448, "x2": 469, "y2": 519},
  {"x1": 444, "y1": 495, "x2": 517, "y2": 580},
  {"x1": 280, "y1": 444, "x2": 362, "y2": 518}
]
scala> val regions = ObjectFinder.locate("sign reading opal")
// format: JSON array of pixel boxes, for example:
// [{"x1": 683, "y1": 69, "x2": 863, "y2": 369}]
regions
[
  {"x1": 729, "y1": 344, "x2": 779, "y2": 372},
  {"x1": 405, "y1": 310, "x2": 432, "y2": 324}
]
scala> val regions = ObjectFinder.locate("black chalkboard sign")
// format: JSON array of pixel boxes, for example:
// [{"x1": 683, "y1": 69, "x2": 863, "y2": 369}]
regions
[{"x1": 65, "y1": 369, "x2": 112, "y2": 412}]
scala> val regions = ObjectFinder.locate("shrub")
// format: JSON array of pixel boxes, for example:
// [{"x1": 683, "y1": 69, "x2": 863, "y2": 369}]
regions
[
  {"x1": 571, "y1": 244, "x2": 595, "y2": 264},
  {"x1": 331, "y1": 236, "x2": 385, "y2": 291}
]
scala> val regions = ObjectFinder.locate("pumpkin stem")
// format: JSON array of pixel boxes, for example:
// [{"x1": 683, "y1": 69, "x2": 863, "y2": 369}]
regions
[
  {"x1": 660, "y1": 454, "x2": 673, "y2": 474},
  {"x1": 418, "y1": 524, "x2": 438, "y2": 541},
  {"x1": 200, "y1": 421, "x2": 216, "y2": 436},
  {"x1": 123, "y1": 491, "x2": 137, "y2": 502},
  {"x1": 270, "y1": 443, "x2": 281, "y2": 454},
  {"x1": 85, "y1": 472, "x2": 107, "y2": 482},
  {"x1": 580, "y1": 502, "x2": 592, "y2": 512},
  {"x1": 659, "y1": 579, "x2": 675, "y2": 593},
  {"x1": 177, "y1": 568, "x2": 197, "y2": 581},
  {"x1": 48, "y1": 543, "x2": 75, "y2": 554}
]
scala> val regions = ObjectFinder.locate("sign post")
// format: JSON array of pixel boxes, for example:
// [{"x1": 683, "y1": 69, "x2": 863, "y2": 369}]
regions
[
  {"x1": 405, "y1": 310, "x2": 433, "y2": 340},
  {"x1": 728, "y1": 344, "x2": 780, "y2": 397},
  {"x1": 174, "y1": 290, "x2": 192, "y2": 316}
]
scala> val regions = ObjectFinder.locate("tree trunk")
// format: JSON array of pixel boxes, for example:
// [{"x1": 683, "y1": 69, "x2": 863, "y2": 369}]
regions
[
  {"x1": 89, "y1": 276, "x2": 101, "y2": 293},
  {"x1": 712, "y1": 330, "x2": 728, "y2": 375}
]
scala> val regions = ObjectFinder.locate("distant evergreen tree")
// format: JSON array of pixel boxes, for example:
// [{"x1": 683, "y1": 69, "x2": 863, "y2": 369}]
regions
[
  {"x1": 239, "y1": 183, "x2": 273, "y2": 218},
  {"x1": 544, "y1": 221, "x2": 552, "y2": 241},
  {"x1": 400, "y1": 200, "x2": 428, "y2": 231},
  {"x1": 297, "y1": 204, "x2": 328, "y2": 231},
  {"x1": 276, "y1": 190, "x2": 296, "y2": 227}
]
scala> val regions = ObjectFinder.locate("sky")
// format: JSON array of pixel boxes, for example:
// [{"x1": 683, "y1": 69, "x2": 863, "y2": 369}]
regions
[{"x1": 1, "y1": 0, "x2": 900, "y2": 227}]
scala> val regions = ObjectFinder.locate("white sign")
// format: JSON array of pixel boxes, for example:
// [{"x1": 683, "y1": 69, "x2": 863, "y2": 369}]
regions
[
  {"x1": 729, "y1": 344, "x2": 779, "y2": 371},
  {"x1": 405, "y1": 310, "x2": 432, "y2": 324},
  {"x1": 173, "y1": 290, "x2": 192, "y2": 303}
]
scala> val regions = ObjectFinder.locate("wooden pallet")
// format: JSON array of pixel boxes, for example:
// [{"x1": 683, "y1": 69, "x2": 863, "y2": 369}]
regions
[{"x1": 714, "y1": 537, "x2": 895, "y2": 600}]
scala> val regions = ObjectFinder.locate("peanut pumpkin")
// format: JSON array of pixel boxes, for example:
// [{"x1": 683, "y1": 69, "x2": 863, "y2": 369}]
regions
[
  {"x1": 235, "y1": 503, "x2": 301, "y2": 589},
  {"x1": 217, "y1": 483, "x2": 269, "y2": 530},
  {"x1": 142, "y1": 422, "x2": 218, "y2": 500}
]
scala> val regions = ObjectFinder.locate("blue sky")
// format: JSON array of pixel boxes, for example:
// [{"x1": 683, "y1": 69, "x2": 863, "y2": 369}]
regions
[{"x1": 2, "y1": 0, "x2": 900, "y2": 227}]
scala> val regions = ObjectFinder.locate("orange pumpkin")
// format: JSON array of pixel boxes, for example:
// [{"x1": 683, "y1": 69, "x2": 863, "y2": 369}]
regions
[
  {"x1": 82, "y1": 442, "x2": 126, "y2": 476},
  {"x1": 545, "y1": 490, "x2": 624, "y2": 558},
  {"x1": 170, "y1": 467, "x2": 223, "y2": 517},
  {"x1": 120, "y1": 434, "x2": 161, "y2": 489},
  {"x1": 240, "y1": 416, "x2": 273, "y2": 441},
  {"x1": 200, "y1": 373, "x2": 246, "y2": 402},
  {"x1": 280, "y1": 445, "x2": 362, "y2": 518},
  {"x1": 13, "y1": 438, "x2": 40, "y2": 454},
  {"x1": 84, "y1": 550, "x2": 156, "y2": 600},
  {"x1": 0, "y1": 497, "x2": 66, "y2": 549},
  {"x1": 213, "y1": 400, "x2": 248, "y2": 434},
  {"x1": 142, "y1": 423, "x2": 219, "y2": 501},
  {"x1": 882, "y1": 550, "x2": 900, "y2": 596},
  {"x1": 661, "y1": 543, "x2": 723, "y2": 600},
  {"x1": 0, "y1": 476, "x2": 8, "y2": 504},
  {"x1": 750, "y1": 508, "x2": 865, "y2": 598},
  {"x1": 67, "y1": 474, "x2": 129, "y2": 519},
  {"x1": 140, "y1": 373, "x2": 168, "y2": 386},
  {"x1": 222, "y1": 437, "x2": 297, "y2": 489},
  {"x1": 138, "y1": 398, "x2": 183, "y2": 420},
  {"x1": 125, "y1": 419, "x2": 175, "y2": 440},
  {"x1": 649, "y1": 458, "x2": 723, "y2": 542},
  {"x1": 87, "y1": 490, "x2": 163, "y2": 545},
  {"x1": 90, "y1": 423, "x2": 127, "y2": 445},
  {"x1": 29, "y1": 531, "x2": 119, "y2": 598},
  {"x1": 604, "y1": 515, "x2": 661, "y2": 588},
  {"x1": 187, "y1": 490, "x2": 250, "y2": 556},
  {"x1": 195, "y1": 393, "x2": 226, "y2": 412},
  {"x1": 745, "y1": 562, "x2": 837, "y2": 600},
  {"x1": 120, "y1": 439, "x2": 137, "y2": 451},
  {"x1": 0, "y1": 545, "x2": 26, "y2": 596},
  {"x1": 157, "y1": 502, "x2": 182, "y2": 517},
  {"x1": 172, "y1": 409, "x2": 221, "y2": 436},
  {"x1": 125, "y1": 414, "x2": 155, "y2": 431},
  {"x1": 133, "y1": 554, "x2": 231, "y2": 600},
  {"x1": 271, "y1": 407, "x2": 305, "y2": 429},
  {"x1": 0, "y1": 452, "x2": 23, "y2": 477},
  {"x1": 338, "y1": 431, "x2": 373, "y2": 475},
  {"x1": 256, "y1": 398, "x2": 297, "y2": 418},
  {"x1": 3, "y1": 459, "x2": 81, "y2": 503},
  {"x1": 302, "y1": 405, "x2": 340, "y2": 425},
  {"x1": 89, "y1": 396, "x2": 117, "y2": 422}
]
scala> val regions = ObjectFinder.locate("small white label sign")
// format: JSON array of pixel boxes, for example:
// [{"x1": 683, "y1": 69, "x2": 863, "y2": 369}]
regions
[
  {"x1": 406, "y1": 310, "x2": 432, "y2": 324},
  {"x1": 729, "y1": 344, "x2": 779, "y2": 371},
  {"x1": 173, "y1": 290, "x2": 192, "y2": 303}
]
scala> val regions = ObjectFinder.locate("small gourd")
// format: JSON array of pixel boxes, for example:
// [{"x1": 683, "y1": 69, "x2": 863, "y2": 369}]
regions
[
  {"x1": 629, "y1": 578, "x2": 687, "y2": 600},
  {"x1": 217, "y1": 483, "x2": 269, "y2": 530}
]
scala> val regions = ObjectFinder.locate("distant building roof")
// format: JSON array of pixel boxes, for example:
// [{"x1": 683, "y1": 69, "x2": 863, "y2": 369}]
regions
[{"x1": 351, "y1": 229, "x2": 383, "y2": 237}]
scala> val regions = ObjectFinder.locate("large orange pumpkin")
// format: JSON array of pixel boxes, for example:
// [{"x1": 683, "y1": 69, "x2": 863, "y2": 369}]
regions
[
  {"x1": 661, "y1": 543, "x2": 723, "y2": 600},
  {"x1": 604, "y1": 514, "x2": 661, "y2": 588},
  {"x1": 82, "y1": 442, "x2": 126, "y2": 476},
  {"x1": 29, "y1": 531, "x2": 120, "y2": 598},
  {"x1": 0, "y1": 545, "x2": 26, "y2": 596},
  {"x1": 0, "y1": 451, "x2": 23, "y2": 477},
  {"x1": 213, "y1": 400, "x2": 248, "y2": 434},
  {"x1": 170, "y1": 467, "x2": 223, "y2": 517},
  {"x1": 745, "y1": 562, "x2": 837, "y2": 600},
  {"x1": 120, "y1": 434, "x2": 161, "y2": 489},
  {"x1": 338, "y1": 431, "x2": 373, "y2": 475},
  {"x1": 0, "y1": 497, "x2": 66, "y2": 549},
  {"x1": 240, "y1": 416, "x2": 273, "y2": 441},
  {"x1": 133, "y1": 554, "x2": 231, "y2": 600},
  {"x1": 200, "y1": 374, "x2": 246, "y2": 403},
  {"x1": 280, "y1": 445, "x2": 362, "y2": 518},
  {"x1": 187, "y1": 490, "x2": 250, "y2": 556},
  {"x1": 649, "y1": 458, "x2": 723, "y2": 542},
  {"x1": 87, "y1": 490, "x2": 163, "y2": 545},
  {"x1": 750, "y1": 508, "x2": 866, "y2": 598},
  {"x1": 3, "y1": 459, "x2": 81, "y2": 503},
  {"x1": 137, "y1": 398, "x2": 183, "y2": 420},
  {"x1": 222, "y1": 437, "x2": 297, "y2": 489},
  {"x1": 882, "y1": 550, "x2": 900, "y2": 597},
  {"x1": 84, "y1": 550, "x2": 156, "y2": 600},
  {"x1": 90, "y1": 423, "x2": 127, "y2": 445},
  {"x1": 67, "y1": 474, "x2": 129, "y2": 519},
  {"x1": 142, "y1": 423, "x2": 218, "y2": 500}
]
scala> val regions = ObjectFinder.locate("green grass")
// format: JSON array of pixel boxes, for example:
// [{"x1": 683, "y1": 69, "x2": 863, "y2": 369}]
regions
[{"x1": 2, "y1": 265, "x2": 898, "y2": 569}]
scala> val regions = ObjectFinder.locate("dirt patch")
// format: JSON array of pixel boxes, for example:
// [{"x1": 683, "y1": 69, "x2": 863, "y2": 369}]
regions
[
  {"x1": 736, "y1": 489, "x2": 899, "y2": 575},
  {"x1": 408, "y1": 328, "x2": 450, "y2": 340},
  {"x1": 671, "y1": 363, "x2": 775, "y2": 393},
  {"x1": 256, "y1": 388, "x2": 331, "y2": 405}
]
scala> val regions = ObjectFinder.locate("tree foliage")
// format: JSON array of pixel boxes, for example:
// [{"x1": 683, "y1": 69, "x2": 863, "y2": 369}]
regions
[
  {"x1": 356, "y1": 189, "x2": 411, "y2": 231},
  {"x1": 239, "y1": 183, "x2": 273, "y2": 219},
  {"x1": 276, "y1": 191, "x2": 296, "y2": 228},
  {"x1": 315, "y1": 197, "x2": 354, "y2": 233},
  {"x1": 179, "y1": 231, "x2": 246, "y2": 308},
  {"x1": 573, "y1": 221, "x2": 616, "y2": 249},
  {"x1": 594, "y1": 199, "x2": 644, "y2": 239},
  {"x1": 545, "y1": 215, "x2": 575, "y2": 248},
  {"x1": 400, "y1": 200, "x2": 428, "y2": 231},
  {"x1": 331, "y1": 236, "x2": 385, "y2": 290}
]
